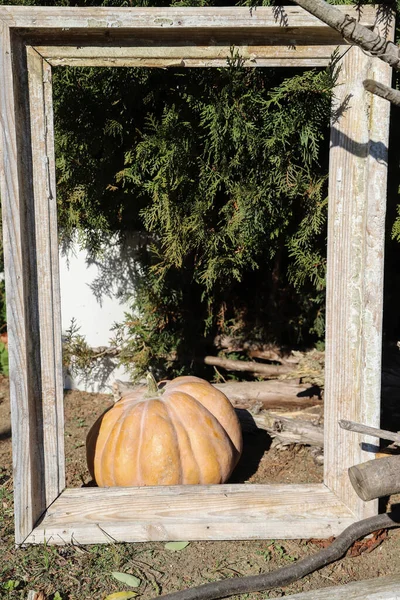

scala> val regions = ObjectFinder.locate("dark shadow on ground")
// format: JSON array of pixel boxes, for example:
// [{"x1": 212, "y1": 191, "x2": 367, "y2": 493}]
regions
[
  {"x1": 0, "y1": 427, "x2": 11, "y2": 441},
  {"x1": 229, "y1": 422, "x2": 272, "y2": 484}
]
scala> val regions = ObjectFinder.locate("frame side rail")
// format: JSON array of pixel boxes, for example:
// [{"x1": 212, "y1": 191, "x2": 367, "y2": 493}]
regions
[{"x1": 0, "y1": 24, "x2": 42, "y2": 544}]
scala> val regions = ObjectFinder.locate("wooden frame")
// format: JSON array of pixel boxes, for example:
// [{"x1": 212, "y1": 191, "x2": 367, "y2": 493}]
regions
[{"x1": 0, "y1": 5, "x2": 393, "y2": 545}]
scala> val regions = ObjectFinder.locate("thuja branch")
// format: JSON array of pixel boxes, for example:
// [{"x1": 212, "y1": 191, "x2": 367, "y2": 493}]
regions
[
  {"x1": 294, "y1": 0, "x2": 400, "y2": 70},
  {"x1": 149, "y1": 512, "x2": 400, "y2": 600}
]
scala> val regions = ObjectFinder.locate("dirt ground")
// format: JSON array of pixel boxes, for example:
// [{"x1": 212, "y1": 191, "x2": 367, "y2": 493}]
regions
[{"x1": 1, "y1": 375, "x2": 400, "y2": 599}]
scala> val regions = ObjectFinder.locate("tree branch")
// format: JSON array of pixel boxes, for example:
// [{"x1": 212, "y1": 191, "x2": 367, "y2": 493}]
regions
[
  {"x1": 292, "y1": 0, "x2": 400, "y2": 106},
  {"x1": 200, "y1": 355, "x2": 294, "y2": 377},
  {"x1": 339, "y1": 418, "x2": 400, "y2": 445},
  {"x1": 363, "y1": 79, "x2": 400, "y2": 106},
  {"x1": 294, "y1": 0, "x2": 399, "y2": 69}
]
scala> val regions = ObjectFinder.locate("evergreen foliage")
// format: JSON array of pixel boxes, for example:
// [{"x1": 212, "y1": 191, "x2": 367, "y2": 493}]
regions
[{"x1": 53, "y1": 54, "x2": 335, "y2": 377}]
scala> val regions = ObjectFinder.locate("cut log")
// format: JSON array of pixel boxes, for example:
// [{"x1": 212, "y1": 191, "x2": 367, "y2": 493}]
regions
[
  {"x1": 348, "y1": 455, "x2": 400, "y2": 501},
  {"x1": 200, "y1": 355, "x2": 295, "y2": 377},
  {"x1": 214, "y1": 380, "x2": 322, "y2": 410},
  {"x1": 236, "y1": 408, "x2": 324, "y2": 447}
]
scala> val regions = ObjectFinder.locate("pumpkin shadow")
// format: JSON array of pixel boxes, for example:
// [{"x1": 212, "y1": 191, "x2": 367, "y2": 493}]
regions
[{"x1": 228, "y1": 413, "x2": 272, "y2": 483}]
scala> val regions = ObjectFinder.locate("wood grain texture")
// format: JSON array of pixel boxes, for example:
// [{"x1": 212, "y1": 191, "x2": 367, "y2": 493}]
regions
[
  {"x1": 39, "y1": 58, "x2": 337, "y2": 68},
  {"x1": 215, "y1": 380, "x2": 322, "y2": 410},
  {"x1": 26, "y1": 46, "x2": 65, "y2": 506},
  {"x1": 0, "y1": 21, "x2": 38, "y2": 546},
  {"x1": 0, "y1": 5, "x2": 378, "y2": 31},
  {"x1": 202, "y1": 355, "x2": 294, "y2": 377},
  {"x1": 2, "y1": 5, "x2": 382, "y2": 69},
  {"x1": 0, "y1": 26, "x2": 54, "y2": 545},
  {"x1": 24, "y1": 485, "x2": 355, "y2": 544},
  {"x1": 282, "y1": 574, "x2": 400, "y2": 599},
  {"x1": 325, "y1": 17, "x2": 394, "y2": 519},
  {"x1": 35, "y1": 44, "x2": 341, "y2": 68},
  {"x1": 43, "y1": 57, "x2": 65, "y2": 498},
  {"x1": 0, "y1": 30, "x2": 64, "y2": 544}
]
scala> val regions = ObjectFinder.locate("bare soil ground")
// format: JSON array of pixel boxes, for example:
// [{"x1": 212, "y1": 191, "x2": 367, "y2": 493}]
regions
[{"x1": 1, "y1": 375, "x2": 400, "y2": 600}]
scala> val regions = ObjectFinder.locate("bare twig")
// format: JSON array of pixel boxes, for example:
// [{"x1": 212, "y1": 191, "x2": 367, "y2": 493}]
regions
[
  {"x1": 200, "y1": 355, "x2": 294, "y2": 377},
  {"x1": 90, "y1": 346, "x2": 120, "y2": 360},
  {"x1": 339, "y1": 419, "x2": 400, "y2": 445},
  {"x1": 363, "y1": 79, "x2": 400, "y2": 105}
]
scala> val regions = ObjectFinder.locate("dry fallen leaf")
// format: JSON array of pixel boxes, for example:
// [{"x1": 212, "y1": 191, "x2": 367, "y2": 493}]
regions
[
  {"x1": 104, "y1": 592, "x2": 138, "y2": 600},
  {"x1": 164, "y1": 541, "x2": 190, "y2": 551},
  {"x1": 111, "y1": 573, "x2": 141, "y2": 587},
  {"x1": 347, "y1": 529, "x2": 388, "y2": 557}
]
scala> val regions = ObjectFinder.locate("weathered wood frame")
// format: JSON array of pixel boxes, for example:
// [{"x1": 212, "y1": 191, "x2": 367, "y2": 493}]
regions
[{"x1": 0, "y1": 5, "x2": 393, "y2": 545}]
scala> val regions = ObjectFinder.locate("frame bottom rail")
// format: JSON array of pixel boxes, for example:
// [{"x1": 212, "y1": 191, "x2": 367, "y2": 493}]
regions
[{"x1": 24, "y1": 484, "x2": 357, "y2": 544}]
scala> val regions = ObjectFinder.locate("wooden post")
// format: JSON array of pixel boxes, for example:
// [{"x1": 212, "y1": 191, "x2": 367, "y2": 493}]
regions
[
  {"x1": 26, "y1": 46, "x2": 65, "y2": 509},
  {"x1": 324, "y1": 30, "x2": 393, "y2": 520},
  {"x1": 0, "y1": 29, "x2": 64, "y2": 544}
]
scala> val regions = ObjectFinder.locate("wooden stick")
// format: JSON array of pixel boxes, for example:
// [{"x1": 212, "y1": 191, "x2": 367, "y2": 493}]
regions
[
  {"x1": 201, "y1": 355, "x2": 294, "y2": 377},
  {"x1": 339, "y1": 419, "x2": 400, "y2": 445},
  {"x1": 293, "y1": 0, "x2": 399, "y2": 70},
  {"x1": 364, "y1": 79, "x2": 400, "y2": 105},
  {"x1": 214, "y1": 335, "x2": 299, "y2": 365},
  {"x1": 214, "y1": 380, "x2": 322, "y2": 410}
]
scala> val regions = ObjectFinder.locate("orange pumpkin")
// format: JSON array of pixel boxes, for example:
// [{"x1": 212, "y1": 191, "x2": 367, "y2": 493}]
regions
[{"x1": 86, "y1": 375, "x2": 242, "y2": 486}]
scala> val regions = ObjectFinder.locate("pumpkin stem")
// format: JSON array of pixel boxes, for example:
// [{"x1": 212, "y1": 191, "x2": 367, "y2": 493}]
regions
[{"x1": 145, "y1": 372, "x2": 161, "y2": 397}]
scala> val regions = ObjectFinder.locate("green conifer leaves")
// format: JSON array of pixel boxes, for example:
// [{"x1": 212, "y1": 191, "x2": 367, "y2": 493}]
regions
[{"x1": 53, "y1": 58, "x2": 336, "y2": 374}]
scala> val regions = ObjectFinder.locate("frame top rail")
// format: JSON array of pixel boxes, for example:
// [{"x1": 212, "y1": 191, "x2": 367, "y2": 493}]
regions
[{"x1": 0, "y1": 5, "x2": 381, "y2": 31}]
